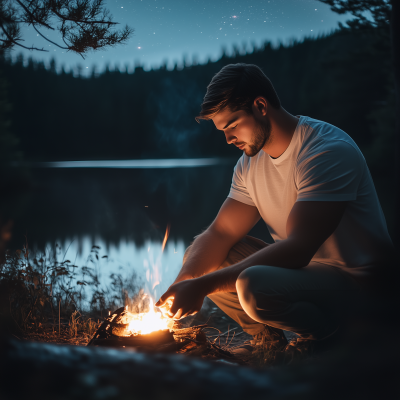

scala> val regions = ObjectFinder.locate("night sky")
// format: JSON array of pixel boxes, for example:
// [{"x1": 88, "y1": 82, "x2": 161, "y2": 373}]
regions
[{"x1": 17, "y1": 0, "x2": 348, "y2": 73}]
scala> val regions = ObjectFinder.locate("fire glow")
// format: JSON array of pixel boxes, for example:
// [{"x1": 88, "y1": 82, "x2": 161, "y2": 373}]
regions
[
  {"x1": 127, "y1": 298, "x2": 171, "y2": 335},
  {"x1": 126, "y1": 225, "x2": 173, "y2": 336}
]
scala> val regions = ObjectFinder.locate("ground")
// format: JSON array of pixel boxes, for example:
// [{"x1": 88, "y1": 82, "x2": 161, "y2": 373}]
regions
[{"x1": 16, "y1": 300, "x2": 299, "y2": 367}]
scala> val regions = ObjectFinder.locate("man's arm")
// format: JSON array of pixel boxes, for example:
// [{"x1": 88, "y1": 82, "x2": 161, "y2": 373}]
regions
[
  {"x1": 200, "y1": 200, "x2": 348, "y2": 293},
  {"x1": 157, "y1": 200, "x2": 347, "y2": 318},
  {"x1": 174, "y1": 198, "x2": 261, "y2": 283}
]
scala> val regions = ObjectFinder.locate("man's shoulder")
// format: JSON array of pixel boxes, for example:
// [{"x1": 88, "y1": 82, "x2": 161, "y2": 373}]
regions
[
  {"x1": 298, "y1": 116, "x2": 363, "y2": 158},
  {"x1": 294, "y1": 117, "x2": 366, "y2": 179}
]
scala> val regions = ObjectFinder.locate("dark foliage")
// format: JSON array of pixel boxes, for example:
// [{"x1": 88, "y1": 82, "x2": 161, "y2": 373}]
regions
[
  {"x1": 0, "y1": 64, "x2": 21, "y2": 175},
  {"x1": 0, "y1": 0, "x2": 133, "y2": 56},
  {"x1": 320, "y1": 0, "x2": 398, "y2": 246},
  {"x1": 0, "y1": 22, "x2": 395, "y2": 249},
  {"x1": 0, "y1": 27, "x2": 395, "y2": 238},
  {"x1": 0, "y1": 241, "x2": 141, "y2": 336},
  {"x1": 320, "y1": 0, "x2": 391, "y2": 32},
  {"x1": 0, "y1": 29, "x2": 393, "y2": 168}
]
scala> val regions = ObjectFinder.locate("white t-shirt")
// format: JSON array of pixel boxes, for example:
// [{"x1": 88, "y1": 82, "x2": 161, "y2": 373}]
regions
[{"x1": 228, "y1": 116, "x2": 393, "y2": 278}]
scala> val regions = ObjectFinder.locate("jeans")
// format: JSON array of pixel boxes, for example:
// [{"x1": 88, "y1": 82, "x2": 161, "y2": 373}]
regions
[{"x1": 185, "y1": 236, "x2": 361, "y2": 340}]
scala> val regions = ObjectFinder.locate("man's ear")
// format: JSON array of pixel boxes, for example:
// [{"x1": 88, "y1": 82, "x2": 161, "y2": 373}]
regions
[{"x1": 253, "y1": 96, "x2": 268, "y2": 116}]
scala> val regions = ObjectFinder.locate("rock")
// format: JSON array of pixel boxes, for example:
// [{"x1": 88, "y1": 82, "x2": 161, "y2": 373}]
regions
[{"x1": 0, "y1": 338, "x2": 284, "y2": 400}]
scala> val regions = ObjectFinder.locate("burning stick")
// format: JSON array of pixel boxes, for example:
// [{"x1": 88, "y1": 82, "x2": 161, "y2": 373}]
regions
[
  {"x1": 87, "y1": 305, "x2": 175, "y2": 349},
  {"x1": 161, "y1": 224, "x2": 170, "y2": 252},
  {"x1": 87, "y1": 307, "x2": 243, "y2": 363}
]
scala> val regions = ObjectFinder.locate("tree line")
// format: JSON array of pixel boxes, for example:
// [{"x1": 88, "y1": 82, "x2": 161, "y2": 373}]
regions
[
  {"x1": 0, "y1": 28, "x2": 393, "y2": 171},
  {"x1": 1, "y1": 31, "x2": 394, "y2": 168}
]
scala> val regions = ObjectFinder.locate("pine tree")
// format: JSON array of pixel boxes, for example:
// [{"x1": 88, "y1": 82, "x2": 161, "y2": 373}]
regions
[
  {"x1": 0, "y1": 0, "x2": 133, "y2": 57},
  {"x1": 320, "y1": 0, "x2": 399, "y2": 245},
  {"x1": 0, "y1": 65, "x2": 20, "y2": 175}
]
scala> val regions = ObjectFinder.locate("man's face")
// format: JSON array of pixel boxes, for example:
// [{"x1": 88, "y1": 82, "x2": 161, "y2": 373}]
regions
[{"x1": 212, "y1": 106, "x2": 271, "y2": 157}]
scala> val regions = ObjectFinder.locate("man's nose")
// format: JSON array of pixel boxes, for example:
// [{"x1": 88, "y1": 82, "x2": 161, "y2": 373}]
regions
[{"x1": 225, "y1": 132, "x2": 236, "y2": 145}]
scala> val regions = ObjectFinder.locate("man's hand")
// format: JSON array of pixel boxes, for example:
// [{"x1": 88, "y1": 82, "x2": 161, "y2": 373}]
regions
[{"x1": 155, "y1": 278, "x2": 207, "y2": 320}]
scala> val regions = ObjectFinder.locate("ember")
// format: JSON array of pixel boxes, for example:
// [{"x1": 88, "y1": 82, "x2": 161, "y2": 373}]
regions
[
  {"x1": 87, "y1": 306, "x2": 244, "y2": 363},
  {"x1": 127, "y1": 297, "x2": 171, "y2": 335},
  {"x1": 87, "y1": 305, "x2": 176, "y2": 349}
]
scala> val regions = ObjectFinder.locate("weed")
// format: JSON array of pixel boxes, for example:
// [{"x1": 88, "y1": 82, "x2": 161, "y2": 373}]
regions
[
  {"x1": 68, "y1": 310, "x2": 80, "y2": 337},
  {"x1": 0, "y1": 243, "x2": 141, "y2": 339}
]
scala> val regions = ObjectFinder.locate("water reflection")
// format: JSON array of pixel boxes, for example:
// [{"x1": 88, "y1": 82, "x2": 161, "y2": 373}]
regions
[
  {"x1": 53, "y1": 236, "x2": 186, "y2": 307},
  {"x1": 34, "y1": 158, "x2": 234, "y2": 169},
  {"x1": 12, "y1": 163, "x2": 244, "y2": 249},
  {"x1": 8, "y1": 160, "x2": 272, "y2": 305}
]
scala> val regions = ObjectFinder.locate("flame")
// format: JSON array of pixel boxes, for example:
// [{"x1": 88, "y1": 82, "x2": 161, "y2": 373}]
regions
[
  {"x1": 127, "y1": 297, "x2": 170, "y2": 335},
  {"x1": 147, "y1": 224, "x2": 170, "y2": 295},
  {"x1": 161, "y1": 224, "x2": 170, "y2": 252},
  {"x1": 139, "y1": 224, "x2": 171, "y2": 321}
]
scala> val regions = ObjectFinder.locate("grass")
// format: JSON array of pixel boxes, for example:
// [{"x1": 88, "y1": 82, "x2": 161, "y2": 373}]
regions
[{"x1": 0, "y1": 241, "x2": 142, "y2": 345}]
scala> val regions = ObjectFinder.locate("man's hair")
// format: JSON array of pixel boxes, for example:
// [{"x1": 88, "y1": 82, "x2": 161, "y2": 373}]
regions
[{"x1": 196, "y1": 63, "x2": 281, "y2": 122}]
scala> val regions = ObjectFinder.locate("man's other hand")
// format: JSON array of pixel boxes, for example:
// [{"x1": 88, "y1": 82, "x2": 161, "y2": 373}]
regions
[{"x1": 155, "y1": 278, "x2": 207, "y2": 320}]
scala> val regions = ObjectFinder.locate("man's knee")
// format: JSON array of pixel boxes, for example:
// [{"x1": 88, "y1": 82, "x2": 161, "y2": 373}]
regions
[
  {"x1": 237, "y1": 266, "x2": 268, "y2": 321},
  {"x1": 236, "y1": 265, "x2": 286, "y2": 323},
  {"x1": 236, "y1": 265, "x2": 272, "y2": 295}
]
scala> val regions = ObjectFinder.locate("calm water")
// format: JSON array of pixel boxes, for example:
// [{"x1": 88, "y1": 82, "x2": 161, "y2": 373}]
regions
[{"x1": 9, "y1": 159, "x2": 271, "y2": 306}]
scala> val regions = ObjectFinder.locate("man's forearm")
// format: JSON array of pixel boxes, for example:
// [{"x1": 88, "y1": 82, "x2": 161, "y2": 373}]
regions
[
  {"x1": 175, "y1": 228, "x2": 236, "y2": 283},
  {"x1": 198, "y1": 237, "x2": 311, "y2": 295}
]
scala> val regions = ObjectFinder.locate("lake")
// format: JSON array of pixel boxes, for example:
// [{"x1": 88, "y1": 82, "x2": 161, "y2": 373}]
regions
[{"x1": 8, "y1": 159, "x2": 272, "y2": 309}]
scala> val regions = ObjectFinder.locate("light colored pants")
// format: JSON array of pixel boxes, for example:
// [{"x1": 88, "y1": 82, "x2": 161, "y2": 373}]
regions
[{"x1": 185, "y1": 236, "x2": 361, "y2": 340}]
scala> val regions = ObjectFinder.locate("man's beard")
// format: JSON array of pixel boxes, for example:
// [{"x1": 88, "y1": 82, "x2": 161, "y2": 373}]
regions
[{"x1": 245, "y1": 117, "x2": 272, "y2": 157}]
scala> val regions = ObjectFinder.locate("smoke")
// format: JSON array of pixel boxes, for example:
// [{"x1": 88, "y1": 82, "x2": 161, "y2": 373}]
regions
[{"x1": 147, "y1": 76, "x2": 205, "y2": 157}]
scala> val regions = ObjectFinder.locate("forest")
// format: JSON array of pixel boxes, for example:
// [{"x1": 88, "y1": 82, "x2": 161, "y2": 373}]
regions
[
  {"x1": 0, "y1": 26, "x2": 395, "y2": 236},
  {"x1": 0, "y1": 28, "x2": 393, "y2": 166}
]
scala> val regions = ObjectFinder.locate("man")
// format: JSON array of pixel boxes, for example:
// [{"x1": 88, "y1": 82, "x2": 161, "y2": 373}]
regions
[{"x1": 156, "y1": 63, "x2": 393, "y2": 356}]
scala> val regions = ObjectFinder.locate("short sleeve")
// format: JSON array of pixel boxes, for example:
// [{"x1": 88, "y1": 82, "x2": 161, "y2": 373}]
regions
[
  {"x1": 296, "y1": 140, "x2": 364, "y2": 201},
  {"x1": 228, "y1": 156, "x2": 256, "y2": 206}
]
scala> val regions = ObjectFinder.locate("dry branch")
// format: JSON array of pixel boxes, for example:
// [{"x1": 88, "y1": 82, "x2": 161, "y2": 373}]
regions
[{"x1": 87, "y1": 308, "x2": 248, "y2": 364}]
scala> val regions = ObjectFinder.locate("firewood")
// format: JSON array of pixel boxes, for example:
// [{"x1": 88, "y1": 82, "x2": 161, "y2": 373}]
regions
[
  {"x1": 88, "y1": 310, "x2": 215, "y2": 358},
  {"x1": 172, "y1": 325, "x2": 208, "y2": 343},
  {"x1": 90, "y1": 329, "x2": 174, "y2": 348},
  {"x1": 87, "y1": 307, "x2": 126, "y2": 345},
  {"x1": 180, "y1": 342, "x2": 209, "y2": 356},
  {"x1": 111, "y1": 326, "x2": 131, "y2": 337}
]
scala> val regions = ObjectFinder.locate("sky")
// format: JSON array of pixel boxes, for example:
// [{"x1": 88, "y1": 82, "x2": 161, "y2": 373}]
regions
[{"x1": 16, "y1": 0, "x2": 349, "y2": 73}]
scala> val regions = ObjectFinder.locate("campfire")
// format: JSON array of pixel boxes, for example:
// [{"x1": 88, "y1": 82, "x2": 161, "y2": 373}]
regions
[
  {"x1": 86, "y1": 226, "x2": 180, "y2": 348},
  {"x1": 87, "y1": 225, "x2": 242, "y2": 362},
  {"x1": 87, "y1": 300, "x2": 178, "y2": 350},
  {"x1": 87, "y1": 302, "x2": 241, "y2": 364}
]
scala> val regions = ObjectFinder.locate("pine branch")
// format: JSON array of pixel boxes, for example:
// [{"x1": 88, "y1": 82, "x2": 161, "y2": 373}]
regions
[
  {"x1": 15, "y1": 0, "x2": 53, "y2": 29},
  {"x1": 0, "y1": 0, "x2": 133, "y2": 55},
  {"x1": 49, "y1": 0, "x2": 118, "y2": 26},
  {"x1": 32, "y1": 24, "x2": 67, "y2": 49},
  {"x1": 0, "y1": 20, "x2": 45, "y2": 51},
  {"x1": 319, "y1": 0, "x2": 391, "y2": 31}
]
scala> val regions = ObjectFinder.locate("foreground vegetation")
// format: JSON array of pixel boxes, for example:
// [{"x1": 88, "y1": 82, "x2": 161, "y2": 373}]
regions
[{"x1": 0, "y1": 242, "x2": 144, "y2": 344}]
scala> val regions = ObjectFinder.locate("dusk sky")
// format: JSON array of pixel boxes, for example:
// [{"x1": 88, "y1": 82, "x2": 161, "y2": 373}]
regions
[{"x1": 17, "y1": 0, "x2": 349, "y2": 73}]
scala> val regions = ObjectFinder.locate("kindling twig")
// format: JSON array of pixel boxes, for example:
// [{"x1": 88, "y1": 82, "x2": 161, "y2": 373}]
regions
[
  {"x1": 226, "y1": 331, "x2": 236, "y2": 349},
  {"x1": 225, "y1": 325, "x2": 230, "y2": 345},
  {"x1": 207, "y1": 327, "x2": 239, "y2": 337},
  {"x1": 59, "y1": 298, "x2": 61, "y2": 336},
  {"x1": 228, "y1": 339, "x2": 252, "y2": 350}
]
